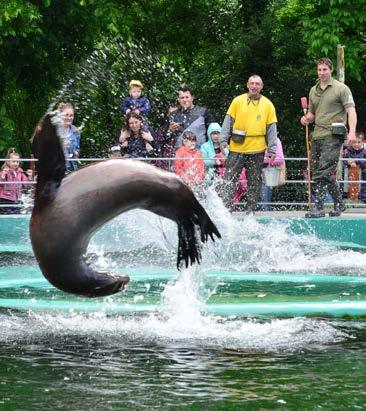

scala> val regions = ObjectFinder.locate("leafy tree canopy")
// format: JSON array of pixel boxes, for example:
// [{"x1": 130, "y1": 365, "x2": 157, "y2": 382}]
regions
[{"x1": 0, "y1": 0, "x2": 364, "y2": 159}]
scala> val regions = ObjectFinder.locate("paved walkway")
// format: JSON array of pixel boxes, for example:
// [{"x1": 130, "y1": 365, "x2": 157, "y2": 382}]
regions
[{"x1": 234, "y1": 209, "x2": 366, "y2": 219}]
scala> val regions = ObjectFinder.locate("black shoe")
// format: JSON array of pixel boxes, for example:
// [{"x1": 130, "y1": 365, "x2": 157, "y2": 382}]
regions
[
  {"x1": 329, "y1": 203, "x2": 346, "y2": 217},
  {"x1": 305, "y1": 209, "x2": 325, "y2": 218}
]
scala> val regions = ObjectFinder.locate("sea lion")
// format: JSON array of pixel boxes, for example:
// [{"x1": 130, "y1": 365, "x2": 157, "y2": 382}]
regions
[{"x1": 29, "y1": 114, "x2": 221, "y2": 297}]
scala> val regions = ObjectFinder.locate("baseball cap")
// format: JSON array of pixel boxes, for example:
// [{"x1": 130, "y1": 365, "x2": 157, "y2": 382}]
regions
[{"x1": 129, "y1": 80, "x2": 143, "y2": 89}]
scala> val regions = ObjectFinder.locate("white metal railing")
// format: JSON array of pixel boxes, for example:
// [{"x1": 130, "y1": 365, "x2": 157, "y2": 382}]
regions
[{"x1": 1, "y1": 156, "x2": 366, "y2": 212}]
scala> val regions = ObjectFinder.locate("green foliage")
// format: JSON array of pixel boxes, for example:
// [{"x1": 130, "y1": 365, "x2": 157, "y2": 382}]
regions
[
  {"x1": 0, "y1": 103, "x2": 15, "y2": 155},
  {"x1": 0, "y1": 0, "x2": 102, "y2": 156},
  {"x1": 0, "y1": 0, "x2": 41, "y2": 41},
  {"x1": 277, "y1": 0, "x2": 366, "y2": 80},
  {"x1": 0, "y1": 0, "x2": 365, "y2": 160}
]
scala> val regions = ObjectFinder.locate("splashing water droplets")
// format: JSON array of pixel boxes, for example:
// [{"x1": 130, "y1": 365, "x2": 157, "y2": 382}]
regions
[
  {"x1": 160, "y1": 266, "x2": 207, "y2": 334},
  {"x1": 49, "y1": 37, "x2": 182, "y2": 156}
]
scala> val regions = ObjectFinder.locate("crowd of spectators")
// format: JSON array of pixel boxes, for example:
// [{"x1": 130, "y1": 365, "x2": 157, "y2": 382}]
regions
[
  {"x1": 109, "y1": 80, "x2": 287, "y2": 213},
  {"x1": 1, "y1": 71, "x2": 364, "y2": 215}
]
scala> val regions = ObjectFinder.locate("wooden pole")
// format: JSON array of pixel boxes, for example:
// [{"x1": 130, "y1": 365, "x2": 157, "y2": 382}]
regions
[
  {"x1": 304, "y1": 122, "x2": 312, "y2": 209},
  {"x1": 337, "y1": 45, "x2": 345, "y2": 83},
  {"x1": 336, "y1": 45, "x2": 346, "y2": 198},
  {"x1": 301, "y1": 97, "x2": 312, "y2": 209}
]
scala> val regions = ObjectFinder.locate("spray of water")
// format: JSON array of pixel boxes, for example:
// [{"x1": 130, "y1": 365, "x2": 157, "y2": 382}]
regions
[
  {"x1": 50, "y1": 37, "x2": 183, "y2": 157},
  {"x1": 0, "y1": 304, "x2": 351, "y2": 352},
  {"x1": 90, "y1": 188, "x2": 366, "y2": 275},
  {"x1": 2, "y1": 192, "x2": 363, "y2": 351}
]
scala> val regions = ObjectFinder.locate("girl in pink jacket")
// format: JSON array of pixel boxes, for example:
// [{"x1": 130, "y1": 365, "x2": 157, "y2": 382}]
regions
[{"x1": 0, "y1": 148, "x2": 32, "y2": 214}]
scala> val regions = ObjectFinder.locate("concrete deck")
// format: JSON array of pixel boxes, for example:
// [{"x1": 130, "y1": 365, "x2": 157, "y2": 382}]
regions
[{"x1": 234, "y1": 209, "x2": 366, "y2": 219}]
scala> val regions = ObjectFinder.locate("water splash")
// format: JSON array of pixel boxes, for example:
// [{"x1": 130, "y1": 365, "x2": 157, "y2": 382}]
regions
[
  {"x1": 0, "y1": 307, "x2": 352, "y2": 352},
  {"x1": 1, "y1": 189, "x2": 365, "y2": 351},
  {"x1": 89, "y1": 189, "x2": 366, "y2": 276},
  {"x1": 50, "y1": 37, "x2": 183, "y2": 156}
]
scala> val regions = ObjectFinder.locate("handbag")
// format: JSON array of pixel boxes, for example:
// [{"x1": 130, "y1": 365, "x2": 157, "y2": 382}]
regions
[{"x1": 231, "y1": 130, "x2": 245, "y2": 144}]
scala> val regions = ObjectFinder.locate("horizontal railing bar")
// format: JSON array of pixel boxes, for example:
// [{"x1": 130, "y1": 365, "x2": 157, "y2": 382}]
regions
[
  {"x1": 2, "y1": 156, "x2": 366, "y2": 212},
  {"x1": 3, "y1": 156, "x2": 366, "y2": 162},
  {"x1": 0, "y1": 181, "x2": 364, "y2": 186},
  {"x1": 1, "y1": 202, "x2": 366, "y2": 209}
]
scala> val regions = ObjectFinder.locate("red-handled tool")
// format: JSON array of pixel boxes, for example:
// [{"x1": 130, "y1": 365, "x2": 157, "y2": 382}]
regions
[{"x1": 301, "y1": 97, "x2": 312, "y2": 210}]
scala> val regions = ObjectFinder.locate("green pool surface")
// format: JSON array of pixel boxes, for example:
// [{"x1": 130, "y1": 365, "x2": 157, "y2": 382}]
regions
[
  {"x1": 1, "y1": 214, "x2": 365, "y2": 317},
  {"x1": 0, "y1": 266, "x2": 365, "y2": 317}
]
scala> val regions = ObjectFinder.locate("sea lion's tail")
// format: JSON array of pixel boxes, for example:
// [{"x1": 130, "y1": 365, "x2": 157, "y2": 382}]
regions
[
  {"x1": 33, "y1": 114, "x2": 66, "y2": 208},
  {"x1": 177, "y1": 200, "x2": 221, "y2": 269}
]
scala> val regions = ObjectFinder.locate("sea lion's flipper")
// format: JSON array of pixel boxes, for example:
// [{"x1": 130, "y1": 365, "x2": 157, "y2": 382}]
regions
[
  {"x1": 177, "y1": 219, "x2": 201, "y2": 268},
  {"x1": 176, "y1": 199, "x2": 221, "y2": 269},
  {"x1": 194, "y1": 200, "x2": 222, "y2": 243}
]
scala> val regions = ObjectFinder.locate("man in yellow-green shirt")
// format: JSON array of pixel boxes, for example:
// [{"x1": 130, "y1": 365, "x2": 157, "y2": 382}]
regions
[
  {"x1": 218, "y1": 75, "x2": 278, "y2": 213},
  {"x1": 301, "y1": 57, "x2": 357, "y2": 218}
]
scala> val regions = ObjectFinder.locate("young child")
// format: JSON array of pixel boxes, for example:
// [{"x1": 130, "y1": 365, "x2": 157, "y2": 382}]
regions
[
  {"x1": 200, "y1": 123, "x2": 228, "y2": 182},
  {"x1": 343, "y1": 133, "x2": 366, "y2": 168},
  {"x1": 174, "y1": 131, "x2": 205, "y2": 188},
  {"x1": 0, "y1": 148, "x2": 32, "y2": 214},
  {"x1": 342, "y1": 132, "x2": 366, "y2": 201},
  {"x1": 120, "y1": 80, "x2": 151, "y2": 118}
]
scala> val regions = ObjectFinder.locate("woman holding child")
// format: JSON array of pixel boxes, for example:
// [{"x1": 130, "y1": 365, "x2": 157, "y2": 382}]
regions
[{"x1": 116, "y1": 112, "x2": 158, "y2": 158}]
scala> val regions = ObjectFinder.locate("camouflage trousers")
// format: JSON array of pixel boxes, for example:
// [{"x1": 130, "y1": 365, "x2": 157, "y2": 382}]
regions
[
  {"x1": 310, "y1": 136, "x2": 344, "y2": 208},
  {"x1": 216, "y1": 151, "x2": 264, "y2": 211}
]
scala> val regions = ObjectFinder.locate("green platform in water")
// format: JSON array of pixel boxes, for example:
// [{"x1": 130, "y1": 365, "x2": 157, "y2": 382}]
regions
[
  {"x1": 1, "y1": 214, "x2": 366, "y2": 317},
  {"x1": 0, "y1": 266, "x2": 365, "y2": 318}
]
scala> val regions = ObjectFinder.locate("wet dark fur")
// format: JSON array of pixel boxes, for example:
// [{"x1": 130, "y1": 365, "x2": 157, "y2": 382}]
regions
[{"x1": 31, "y1": 115, "x2": 66, "y2": 210}]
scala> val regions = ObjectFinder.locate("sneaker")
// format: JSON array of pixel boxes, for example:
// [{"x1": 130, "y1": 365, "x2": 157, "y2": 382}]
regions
[{"x1": 305, "y1": 209, "x2": 326, "y2": 218}]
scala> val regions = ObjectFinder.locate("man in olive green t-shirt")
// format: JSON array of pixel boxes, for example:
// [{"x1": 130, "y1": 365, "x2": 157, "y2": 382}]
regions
[{"x1": 301, "y1": 57, "x2": 357, "y2": 218}]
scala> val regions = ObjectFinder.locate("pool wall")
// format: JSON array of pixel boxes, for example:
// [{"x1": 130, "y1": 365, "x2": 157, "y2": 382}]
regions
[{"x1": 1, "y1": 214, "x2": 365, "y2": 252}]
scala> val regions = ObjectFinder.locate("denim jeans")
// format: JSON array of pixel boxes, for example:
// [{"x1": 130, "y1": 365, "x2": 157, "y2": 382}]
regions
[
  {"x1": 259, "y1": 184, "x2": 273, "y2": 211},
  {"x1": 361, "y1": 169, "x2": 366, "y2": 202}
]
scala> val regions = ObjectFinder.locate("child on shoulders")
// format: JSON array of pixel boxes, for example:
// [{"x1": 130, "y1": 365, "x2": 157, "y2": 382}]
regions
[{"x1": 121, "y1": 80, "x2": 150, "y2": 118}]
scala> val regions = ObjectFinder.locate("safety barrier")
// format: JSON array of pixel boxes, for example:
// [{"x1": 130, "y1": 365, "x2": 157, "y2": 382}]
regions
[{"x1": 1, "y1": 156, "x2": 366, "y2": 213}]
